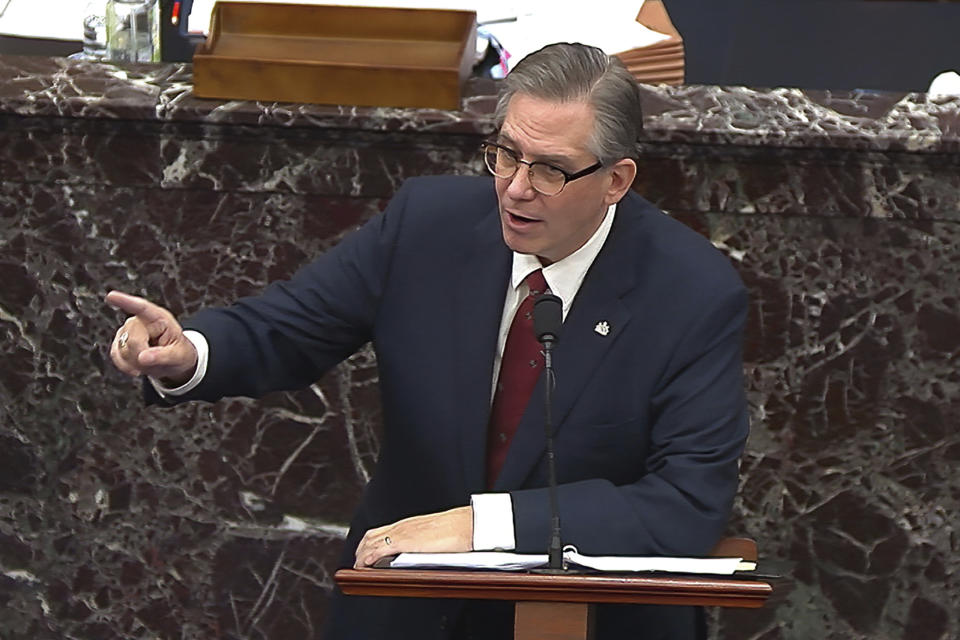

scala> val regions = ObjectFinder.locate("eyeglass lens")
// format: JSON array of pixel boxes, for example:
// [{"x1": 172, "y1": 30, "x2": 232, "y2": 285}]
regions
[{"x1": 484, "y1": 146, "x2": 566, "y2": 196}]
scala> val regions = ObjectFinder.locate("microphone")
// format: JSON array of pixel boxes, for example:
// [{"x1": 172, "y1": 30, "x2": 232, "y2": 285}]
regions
[
  {"x1": 533, "y1": 294, "x2": 562, "y2": 344},
  {"x1": 532, "y1": 293, "x2": 564, "y2": 572}
]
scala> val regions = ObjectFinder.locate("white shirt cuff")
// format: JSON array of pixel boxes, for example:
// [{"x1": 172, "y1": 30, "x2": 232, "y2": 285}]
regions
[
  {"x1": 470, "y1": 493, "x2": 516, "y2": 551},
  {"x1": 148, "y1": 330, "x2": 209, "y2": 398}
]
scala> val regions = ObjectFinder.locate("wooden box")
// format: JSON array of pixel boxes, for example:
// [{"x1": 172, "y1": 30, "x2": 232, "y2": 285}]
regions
[{"x1": 192, "y1": 2, "x2": 477, "y2": 110}]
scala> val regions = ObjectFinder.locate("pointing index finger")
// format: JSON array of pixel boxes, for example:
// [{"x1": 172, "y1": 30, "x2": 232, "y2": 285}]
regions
[{"x1": 105, "y1": 290, "x2": 167, "y2": 323}]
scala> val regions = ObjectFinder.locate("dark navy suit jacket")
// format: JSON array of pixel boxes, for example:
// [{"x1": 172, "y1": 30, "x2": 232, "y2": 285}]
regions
[{"x1": 157, "y1": 175, "x2": 749, "y2": 639}]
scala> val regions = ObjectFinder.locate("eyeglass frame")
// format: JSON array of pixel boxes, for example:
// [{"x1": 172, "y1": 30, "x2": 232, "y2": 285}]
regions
[{"x1": 480, "y1": 141, "x2": 604, "y2": 196}]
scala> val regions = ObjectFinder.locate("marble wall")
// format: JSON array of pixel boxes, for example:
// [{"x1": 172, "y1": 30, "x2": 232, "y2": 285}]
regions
[{"x1": 1, "y1": 56, "x2": 957, "y2": 639}]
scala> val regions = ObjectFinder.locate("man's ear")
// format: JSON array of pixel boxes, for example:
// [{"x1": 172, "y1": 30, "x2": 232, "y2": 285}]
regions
[{"x1": 604, "y1": 158, "x2": 638, "y2": 205}]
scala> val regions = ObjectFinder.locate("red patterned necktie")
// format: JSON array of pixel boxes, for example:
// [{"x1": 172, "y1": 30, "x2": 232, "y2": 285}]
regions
[{"x1": 486, "y1": 269, "x2": 549, "y2": 488}]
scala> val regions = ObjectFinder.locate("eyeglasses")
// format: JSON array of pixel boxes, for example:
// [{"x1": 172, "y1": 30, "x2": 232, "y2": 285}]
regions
[{"x1": 481, "y1": 142, "x2": 603, "y2": 197}]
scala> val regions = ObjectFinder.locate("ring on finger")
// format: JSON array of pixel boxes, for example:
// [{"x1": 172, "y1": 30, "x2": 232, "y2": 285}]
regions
[{"x1": 118, "y1": 331, "x2": 129, "y2": 350}]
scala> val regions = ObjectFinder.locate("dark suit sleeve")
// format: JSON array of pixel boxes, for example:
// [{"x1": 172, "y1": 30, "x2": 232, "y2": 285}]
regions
[
  {"x1": 510, "y1": 281, "x2": 749, "y2": 557},
  {"x1": 147, "y1": 181, "x2": 414, "y2": 404}
]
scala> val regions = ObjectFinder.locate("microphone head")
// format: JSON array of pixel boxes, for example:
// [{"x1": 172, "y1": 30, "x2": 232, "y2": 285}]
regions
[{"x1": 533, "y1": 293, "x2": 562, "y2": 343}]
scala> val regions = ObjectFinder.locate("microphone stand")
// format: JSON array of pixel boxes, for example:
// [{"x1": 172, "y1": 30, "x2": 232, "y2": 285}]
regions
[
  {"x1": 541, "y1": 333, "x2": 564, "y2": 572},
  {"x1": 531, "y1": 293, "x2": 566, "y2": 574}
]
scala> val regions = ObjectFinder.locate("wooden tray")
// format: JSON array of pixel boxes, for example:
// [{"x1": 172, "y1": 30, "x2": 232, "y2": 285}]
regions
[{"x1": 192, "y1": 2, "x2": 477, "y2": 110}]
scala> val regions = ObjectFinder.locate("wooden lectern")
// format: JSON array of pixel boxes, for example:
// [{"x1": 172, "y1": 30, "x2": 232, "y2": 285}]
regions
[{"x1": 336, "y1": 538, "x2": 775, "y2": 640}]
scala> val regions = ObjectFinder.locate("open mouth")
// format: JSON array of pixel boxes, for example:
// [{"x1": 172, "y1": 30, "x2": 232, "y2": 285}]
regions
[{"x1": 507, "y1": 211, "x2": 539, "y2": 224}]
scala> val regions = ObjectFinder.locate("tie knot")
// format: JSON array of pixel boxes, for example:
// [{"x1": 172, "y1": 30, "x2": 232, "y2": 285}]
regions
[{"x1": 525, "y1": 269, "x2": 547, "y2": 298}]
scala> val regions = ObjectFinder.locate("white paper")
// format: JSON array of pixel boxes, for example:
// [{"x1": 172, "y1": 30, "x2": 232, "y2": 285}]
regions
[
  {"x1": 564, "y1": 548, "x2": 744, "y2": 575},
  {"x1": 388, "y1": 551, "x2": 550, "y2": 571},
  {"x1": 497, "y1": 2, "x2": 668, "y2": 70},
  {"x1": 387, "y1": 546, "x2": 747, "y2": 575},
  {"x1": 0, "y1": 0, "x2": 88, "y2": 40}
]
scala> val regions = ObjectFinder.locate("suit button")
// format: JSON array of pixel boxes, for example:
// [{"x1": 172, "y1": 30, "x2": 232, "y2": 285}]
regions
[{"x1": 498, "y1": 433, "x2": 507, "y2": 443}]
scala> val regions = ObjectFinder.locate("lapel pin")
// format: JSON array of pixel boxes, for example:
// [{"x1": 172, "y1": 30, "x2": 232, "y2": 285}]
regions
[{"x1": 594, "y1": 321, "x2": 610, "y2": 336}]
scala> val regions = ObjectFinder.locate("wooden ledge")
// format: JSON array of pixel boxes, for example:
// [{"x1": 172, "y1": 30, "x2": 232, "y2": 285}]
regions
[{"x1": 336, "y1": 568, "x2": 773, "y2": 609}]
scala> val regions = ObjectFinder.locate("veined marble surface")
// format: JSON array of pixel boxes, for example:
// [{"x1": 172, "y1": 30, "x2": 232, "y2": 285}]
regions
[
  {"x1": 1, "y1": 54, "x2": 958, "y2": 639},
  {"x1": 2, "y1": 55, "x2": 960, "y2": 152}
]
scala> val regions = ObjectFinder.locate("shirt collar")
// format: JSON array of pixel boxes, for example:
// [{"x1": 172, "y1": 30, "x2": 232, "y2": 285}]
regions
[{"x1": 510, "y1": 203, "x2": 617, "y2": 316}]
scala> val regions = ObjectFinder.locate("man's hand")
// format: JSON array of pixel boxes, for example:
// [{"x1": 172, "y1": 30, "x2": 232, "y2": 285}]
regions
[
  {"x1": 106, "y1": 290, "x2": 198, "y2": 386},
  {"x1": 354, "y1": 506, "x2": 473, "y2": 569}
]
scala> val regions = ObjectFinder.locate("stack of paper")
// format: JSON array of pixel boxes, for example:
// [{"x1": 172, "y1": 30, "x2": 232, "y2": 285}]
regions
[
  {"x1": 614, "y1": 0, "x2": 685, "y2": 85},
  {"x1": 383, "y1": 546, "x2": 755, "y2": 575},
  {"x1": 474, "y1": 0, "x2": 684, "y2": 84}
]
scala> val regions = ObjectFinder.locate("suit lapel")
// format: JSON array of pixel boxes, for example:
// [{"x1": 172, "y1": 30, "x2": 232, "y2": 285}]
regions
[
  {"x1": 454, "y1": 208, "x2": 512, "y2": 495},
  {"x1": 492, "y1": 206, "x2": 640, "y2": 491}
]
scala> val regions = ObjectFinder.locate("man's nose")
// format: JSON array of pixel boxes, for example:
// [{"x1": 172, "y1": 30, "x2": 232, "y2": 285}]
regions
[{"x1": 506, "y1": 166, "x2": 537, "y2": 199}]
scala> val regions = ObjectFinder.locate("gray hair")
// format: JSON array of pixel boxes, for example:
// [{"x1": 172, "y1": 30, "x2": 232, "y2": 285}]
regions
[{"x1": 494, "y1": 43, "x2": 643, "y2": 164}]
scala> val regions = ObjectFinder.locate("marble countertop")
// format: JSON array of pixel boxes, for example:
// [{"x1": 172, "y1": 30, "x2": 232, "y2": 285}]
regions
[{"x1": 2, "y1": 54, "x2": 960, "y2": 153}]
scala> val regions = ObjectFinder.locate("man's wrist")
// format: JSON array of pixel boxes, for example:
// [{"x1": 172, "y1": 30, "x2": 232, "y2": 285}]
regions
[
  {"x1": 159, "y1": 358, "x2": 198, "y2": 388},
  {"x1": 149, "y1": 330, "x2": 209, "y2": 397}
]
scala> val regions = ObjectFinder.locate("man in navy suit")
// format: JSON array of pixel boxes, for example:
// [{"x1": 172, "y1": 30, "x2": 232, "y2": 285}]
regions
[{"x1": 108, "y1": 43, "x2": 748, "y2": 639}]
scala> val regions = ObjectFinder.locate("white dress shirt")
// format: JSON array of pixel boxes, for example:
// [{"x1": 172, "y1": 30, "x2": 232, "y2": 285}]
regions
[
  {"x1": 472, "y1": 203, "x2": 617, "y2": 550},
  {"x1": 154, "y1": 203, "x2": 618, "y2": 551}
]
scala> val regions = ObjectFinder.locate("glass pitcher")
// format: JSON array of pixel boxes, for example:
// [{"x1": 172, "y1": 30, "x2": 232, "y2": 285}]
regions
[{"x1": 106, "y1": 0, "x2": 160, "y2": 62}]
